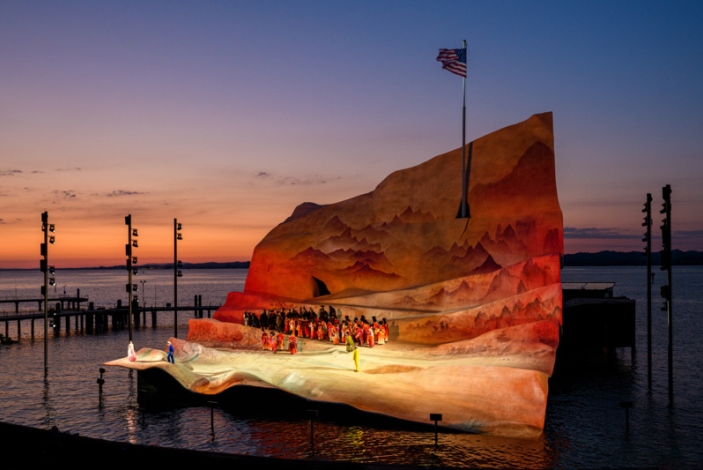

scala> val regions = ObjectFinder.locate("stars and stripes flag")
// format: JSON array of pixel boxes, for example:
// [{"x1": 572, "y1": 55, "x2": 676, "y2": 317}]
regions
[{"x1": 436, "y1": 47, "x2": 467, "y2": 78}]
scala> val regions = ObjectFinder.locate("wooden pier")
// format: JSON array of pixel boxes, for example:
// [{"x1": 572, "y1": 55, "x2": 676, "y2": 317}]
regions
[
  {"x1": 0, "y1": 294, "x2": 219, "y2": 342},
  {"x1": 557, "y1": 282, "x2": 636, "y2": 367}
]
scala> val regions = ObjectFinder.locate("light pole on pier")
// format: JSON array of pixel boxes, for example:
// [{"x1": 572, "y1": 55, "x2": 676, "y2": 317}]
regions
[
  {"x1": 642, "y1": 193, "x2": 653, "y2": 389},
  {"x1": 174, "y1": 219, "x2": 183, "y2": 338},
  {"x1": 126, "y1": 215, "x2": 139, "y2": 342},
  {"x1": 40, "y1": 211, "x2": 56, "y2": 375},
  {"x1": 660, "y1": 184, "x2": 673, "y2": 403}
]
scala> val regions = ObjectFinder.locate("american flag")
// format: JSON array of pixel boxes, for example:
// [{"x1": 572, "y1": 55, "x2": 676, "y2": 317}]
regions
[{"x1": 436, "y1": 47, "x2": 467, "y2": 78}]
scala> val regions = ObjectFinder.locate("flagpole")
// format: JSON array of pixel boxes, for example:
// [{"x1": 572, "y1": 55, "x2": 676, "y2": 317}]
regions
[{"x1": 461, "y1": 39, "x2": 468, "y2": 218}]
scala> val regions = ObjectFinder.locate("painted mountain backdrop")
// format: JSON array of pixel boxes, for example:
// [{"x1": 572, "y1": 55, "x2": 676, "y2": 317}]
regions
[
  {"x1": 110, "y1": 112, "x2": 564, "y2": 438},
  {"x1": 217, "y1": 112, "x2": 562, "y2": 313}
]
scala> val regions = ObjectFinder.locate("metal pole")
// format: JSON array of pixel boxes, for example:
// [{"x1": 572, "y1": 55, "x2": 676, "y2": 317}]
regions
[
  {"x1": 307, "y1": 409, "x2": 318, "y2": 453},
  {"x1": 174, "y1": 218, "x2": 178, "y2": 339},
  {"x1": 42, "y1": 212, "x2": 49, "y2": 375},
  {"x1": 435, "y1": 420, "x2": 438, "y2": 448},
  {"x1": 668, "y1": 256, "x2": 673, "y2": 403},
  {"x1": 429, "y1": 413, "x2": 442, "y2": 449},
  {"x1": 127, "y1": 217, "x2": 133, "y2": 342},
  {"x1": 460, "y1": 39, "x2": 467, "y2": 219},
  {"x1": 664, "y1": 185, "x2": 673, "y2": 403},
  {"x1": 644, "y1": 193, "x2": 652, "y2": 389},
  {"x1": 206, "y1": 400, "x2": 218, "y2": 441}
]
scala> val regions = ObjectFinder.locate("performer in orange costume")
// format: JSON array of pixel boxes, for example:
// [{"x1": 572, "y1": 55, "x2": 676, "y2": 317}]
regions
[
  {"x1": 376, "y1": 326, "x2": 385, "y2": 345},
  {"x1": 270, "y1": 331, "x2": 278, "y2": 353}
]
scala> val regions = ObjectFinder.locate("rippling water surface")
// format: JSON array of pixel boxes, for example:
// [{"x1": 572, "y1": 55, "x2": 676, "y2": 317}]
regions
[{"x1": 1, "y1": 267, "x2": 701, "y2": 468}]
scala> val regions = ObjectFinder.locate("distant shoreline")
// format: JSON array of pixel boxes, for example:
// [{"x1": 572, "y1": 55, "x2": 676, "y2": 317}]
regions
[
  {"x1": 0, "y1": 261, "x2": 251, "y2": 271},
  {"x1": 3, "y1": 250, "x2": 703, "y2": 271},
  {"x1": 563, "y1": 249, "x2": 703, "y2": 266}
]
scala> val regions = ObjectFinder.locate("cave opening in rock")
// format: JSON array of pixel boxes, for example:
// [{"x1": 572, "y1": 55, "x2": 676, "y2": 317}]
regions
[{"x1": 312, "y1": 277, "x2": 331, "y2": 297}]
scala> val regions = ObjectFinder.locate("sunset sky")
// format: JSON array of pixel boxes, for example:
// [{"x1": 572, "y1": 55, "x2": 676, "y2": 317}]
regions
[{"x1": 2, "y1": 1, "x2": 702, "y2": 269}]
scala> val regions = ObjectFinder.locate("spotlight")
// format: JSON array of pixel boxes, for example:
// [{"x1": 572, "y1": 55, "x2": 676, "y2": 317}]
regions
[
  {"x1": 49, "y1": 224, "x2": 55, "y2": 233},
  {"x1": 132, "y1": 229, "x2": 138, "y2": 237},
  {"x1": 49, "y1": 278, "x2": 56, "y2": 287},
  {"x1": 49, "y1": 236, "x2": 55, "y2": 244},
  {"x1": 177, "y1": 223, "x2": 182, "y2": 231},
  {"x1": 132, "y1": 268, "x2": 138, "y2": 275},
  {"x1": 132, "y1": 257, "x2": 138, "y2": 265},
  {"x1": 177, "y1": 233, "x2": 183, "y2": 240},
  {"x1": 49, "y1": 266, "x2": 55, "y2": 275},
  {"x1": 132, "y1": 240, "x2": 138, "y2": 248}
]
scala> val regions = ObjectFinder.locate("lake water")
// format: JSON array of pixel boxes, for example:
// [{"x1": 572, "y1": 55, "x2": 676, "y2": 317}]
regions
[{"x1": 0, "y1": 267, "x2": 701, "y2": 468}]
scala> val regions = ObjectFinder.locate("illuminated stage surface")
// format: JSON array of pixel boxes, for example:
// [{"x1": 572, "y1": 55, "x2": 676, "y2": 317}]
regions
[
  {"x1": 106, "y1": 315, "x2": 557, "y2": 439},
  {"x1": 107, "y1": 112, "x2": 563, "y2": 439}
]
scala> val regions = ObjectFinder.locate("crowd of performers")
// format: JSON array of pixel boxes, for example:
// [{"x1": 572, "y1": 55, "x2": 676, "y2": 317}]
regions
[{"x1": 243, "y1": 305, "x2": 390, "y2": 355}]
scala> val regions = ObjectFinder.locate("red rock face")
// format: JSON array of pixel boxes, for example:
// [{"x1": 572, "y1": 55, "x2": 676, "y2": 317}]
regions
[
  {"x1": 217, "y1": 112, "x2": 562, "y2": 323},
  {"x1": 184, "y1": 112, "x2": 565, "y2": 437}
]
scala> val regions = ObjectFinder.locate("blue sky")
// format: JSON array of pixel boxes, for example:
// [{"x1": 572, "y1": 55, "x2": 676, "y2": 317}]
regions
[{"x1": 1, "y1": 1, "x2": 702, "y2": 267}]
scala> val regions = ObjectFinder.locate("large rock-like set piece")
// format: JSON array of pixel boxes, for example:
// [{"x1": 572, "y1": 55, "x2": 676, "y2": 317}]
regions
[{"x1": 107, "y1": 112, "x2": 563, "y2": 438}]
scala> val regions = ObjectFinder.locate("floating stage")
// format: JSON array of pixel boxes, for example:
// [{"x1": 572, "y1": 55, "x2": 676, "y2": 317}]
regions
[{"x1": 107, "y1": 112, "x2": 564, "y2": 439}]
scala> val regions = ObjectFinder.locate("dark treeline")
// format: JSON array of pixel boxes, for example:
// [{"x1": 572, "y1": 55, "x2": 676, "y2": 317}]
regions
[{"x1": 564, "y1": 250, "x2": 703, "y2": 266}]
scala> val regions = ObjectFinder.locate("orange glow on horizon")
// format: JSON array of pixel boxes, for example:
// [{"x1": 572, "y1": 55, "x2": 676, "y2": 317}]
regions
[{"x1": 1, "y1": 219, "x2": 258, "y2": 269}]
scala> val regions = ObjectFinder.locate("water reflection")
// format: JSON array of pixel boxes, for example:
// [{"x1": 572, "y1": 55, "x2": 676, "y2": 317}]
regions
[
  {"x1": 42, "y1": 378, "x2": 56, "y2": 429},
  {"x1": 344, "y1": 426, "x2": 365, "y2": 456},
  {"x1": 126, "y1": 369, "x2": 139, "y2": 444},
  {"x1": 2, "y1": 267, "x2": 703, "y2": 468}
]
